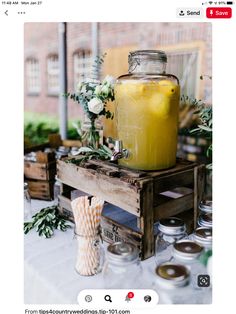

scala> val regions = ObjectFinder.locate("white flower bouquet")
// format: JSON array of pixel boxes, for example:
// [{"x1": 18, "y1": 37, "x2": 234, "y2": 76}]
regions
[{"x1": 65, "y1": 54, "x2": 115, "y2": 148}]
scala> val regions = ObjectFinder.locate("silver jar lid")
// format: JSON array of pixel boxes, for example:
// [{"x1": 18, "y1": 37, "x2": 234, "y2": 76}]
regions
[
  {"x1": 199, "y1": 200, "x2": 212, "y2": 213},
  {"x1": 158, "y1": 217, "x2": 186, "y2": 235},
  {"x1": 155, "y1": 263, "x2": 189, "y2": 288},
  {"x1": 107, "y1": 242, "x2": 139, "y2": 264},
  {"x1": 24, "y1": 182, "x2": 28, "y2": 190},
  {"x1": 198, "y1": 213, "x2": 212, "y2": 228},
  {"x1": 193, "y1": 227, "x2": 212, "y2": 247},
  {"x1": 173, "y1": 240, "x2": 203, "y2": 260}
]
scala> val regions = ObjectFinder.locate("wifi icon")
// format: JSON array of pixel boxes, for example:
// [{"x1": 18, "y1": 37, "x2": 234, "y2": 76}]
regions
[{"x1": 208, "y1": 1, "x2": 213, "y2": 4}]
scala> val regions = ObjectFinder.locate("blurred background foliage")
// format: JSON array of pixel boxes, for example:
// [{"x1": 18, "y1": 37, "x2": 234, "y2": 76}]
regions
[{"x1": 24, "y1": 112, "x2": 81, "y2": 147}]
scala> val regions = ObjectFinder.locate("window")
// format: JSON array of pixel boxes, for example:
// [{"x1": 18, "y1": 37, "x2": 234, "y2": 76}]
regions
[
  {"x1": 26, "y1": 58, "x2": 40, "y2": 94},
  {"x1": 73, "y1": 50, "x2": 93, "y2": 90},
  {"x1": 166, "y1": 50, "x2": 199, "y2": 98},
  {"x1": 47, "y1": 55, "x2": 59, "y2": 95}
]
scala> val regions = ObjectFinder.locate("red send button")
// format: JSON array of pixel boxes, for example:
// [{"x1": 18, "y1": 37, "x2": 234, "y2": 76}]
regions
[{"x1": 206, "y1": 7, "x2": 232, "y2": 18}]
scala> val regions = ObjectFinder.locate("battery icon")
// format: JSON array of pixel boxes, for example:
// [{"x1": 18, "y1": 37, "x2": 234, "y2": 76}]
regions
[{"x1": 227, "y1": 1, "x2": 233, "y2": 4}]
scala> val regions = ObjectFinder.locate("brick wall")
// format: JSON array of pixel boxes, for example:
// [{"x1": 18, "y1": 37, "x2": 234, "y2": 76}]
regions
[{"x1": 24, "y1": 22, "x2": 212, "y2": 119}]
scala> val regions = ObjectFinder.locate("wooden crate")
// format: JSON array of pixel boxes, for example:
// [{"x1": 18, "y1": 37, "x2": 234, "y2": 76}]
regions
[
  {"x1": 24, "y1": 134, "x2": 81, "y2": 200},
  {"x1": 26, "y1": 179, "x2": 54, "y2": 201},
  {"x1": 24, "y1": 160, "x2": 56, "y2": 181},
  {"x1": 24, "y1": 150, "x2": 56, "y2": 200},
  {"x1": 57, "y1": 158, "x2": 205, "y2": 260}
]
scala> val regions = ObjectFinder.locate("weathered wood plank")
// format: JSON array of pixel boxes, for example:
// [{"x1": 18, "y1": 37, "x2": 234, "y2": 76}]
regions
[
  {"x1": 139, "y1": 181, "x2": 155, "y2": 259},
  {"x1": 57, "y1": 160, "x2": 141, "y2": 216},
  {"x1": 154, "y1": 169, "x2": 194, "y2": 194},
  {"x1": 175, "y1": 208, "x2": 195, "y2": 234},
  {"x1": 147, "y1": 158, "x2": 197, "y2": 179},
  {"x1": 154, "y1": 192, "x2": 194, "y2": 221},
  {"x1": 58, "y1": 194, "x2": 74, "y2": 222}
]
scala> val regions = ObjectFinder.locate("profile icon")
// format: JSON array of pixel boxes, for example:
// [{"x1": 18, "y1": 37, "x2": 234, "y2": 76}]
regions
[{"x1": 179, "y1": 10, "x2": 185, "y2": 16}]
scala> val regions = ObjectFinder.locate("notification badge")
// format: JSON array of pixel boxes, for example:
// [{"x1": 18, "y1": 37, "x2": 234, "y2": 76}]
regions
[
  {"x1": 206, "y1": 7, "x2": 232, "y2": 18},
  {"x1": 125, "y1": 291, "x2": 134, "y2": 302}
]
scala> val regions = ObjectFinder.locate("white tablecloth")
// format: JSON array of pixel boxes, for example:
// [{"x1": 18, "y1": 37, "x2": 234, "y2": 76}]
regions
[{"x1": 24, "y1": 200, "x2": 156, "y2": 304}]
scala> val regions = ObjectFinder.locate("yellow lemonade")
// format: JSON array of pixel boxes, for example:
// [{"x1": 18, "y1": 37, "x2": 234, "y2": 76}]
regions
[{"x1": 114, "y1": 79, "x2": 180, "y2": 170}]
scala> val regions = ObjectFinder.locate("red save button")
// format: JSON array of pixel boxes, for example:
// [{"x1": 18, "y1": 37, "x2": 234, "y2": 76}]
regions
[{"x1": 206, "y1": 7, "x2": 232, "y2": 18}]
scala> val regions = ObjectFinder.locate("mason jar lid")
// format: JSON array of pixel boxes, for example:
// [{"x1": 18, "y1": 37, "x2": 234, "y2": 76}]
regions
[
  {"x1": 155, "y1": 263, "x2": 189, "y2": 288},
  {"x1": 173, "y1": 240, "x2": 203, "y2": 260},
  {"x1": 193, "y1": 227, "x2": 212, "y2": 246},
  {"x1": 199, "y1": 200, "x2": 212, "y2": 213},
  {"x1": 158, "y1": 217, "x2": 186, "y2": 235},
  {"x1": 198, "y1": 213, "x2": 212, "y2": 228},
  {"x1": 107, "y1": 242, "x2": 139, "y2": 264},
  {"x1": 129, "y1": 50, "x2": 167, "y2": 63}
]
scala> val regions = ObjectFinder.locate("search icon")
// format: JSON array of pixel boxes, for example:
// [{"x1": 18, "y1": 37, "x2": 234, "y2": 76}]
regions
[{"x1": 104, "y1": 295, "x2": 112, "y2": 302}]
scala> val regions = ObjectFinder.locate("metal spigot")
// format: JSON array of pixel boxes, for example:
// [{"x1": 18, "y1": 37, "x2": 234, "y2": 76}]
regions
[{"x1": 110, "y1": 140, "x2": 129, "y2": 161}]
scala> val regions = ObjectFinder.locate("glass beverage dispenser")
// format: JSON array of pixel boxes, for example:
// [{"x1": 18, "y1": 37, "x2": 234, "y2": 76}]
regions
[{"x1": 114, "y1": 50, "x2": 180, "y2": 170}]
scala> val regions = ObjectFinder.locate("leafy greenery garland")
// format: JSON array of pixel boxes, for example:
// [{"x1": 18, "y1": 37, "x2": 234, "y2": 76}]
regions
[
  {"x1": 24, "y1": 206, "x2": 71, "y2": 238},
  {"x1": 66, "y1": 144, "x2": 113, "y2": 166}
]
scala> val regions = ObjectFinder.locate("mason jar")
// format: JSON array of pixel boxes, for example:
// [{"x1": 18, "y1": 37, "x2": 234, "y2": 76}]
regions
[
  {"x1": 24, "y1": 182, "x2": 32, "y2": 221},
  {"x1": 199, "y1": 200, "x2": 212, "y2": 215},
  {"x1": 102, "y1": 242, "x2": 143, "y2": 289},
  {"x1": 53, "y1": 176, "x2": 61, "y2": 205},
  {"x1": 192, "y1": 227, "x2": 212, "y2": 251},
  {"x1": 114, "y1": 50, "x2": 180, "y2": 170},
  {"x1": 198, "y1": 213, "x2": 212, "y2": 228},
  {"x1": 155, "y1": 217, "x2": 187, "y2": 265},
  {"x1": 74, "y1": 232, "x2": 104, "y2": 276},
  {"x1": 154, "y1": 263, "x2": 194, "y2": 304},
  {"x1": 171, "y1": 240, "x2": 207, "y2": 289}
]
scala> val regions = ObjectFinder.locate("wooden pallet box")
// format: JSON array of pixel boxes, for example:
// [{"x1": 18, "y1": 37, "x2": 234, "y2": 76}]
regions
[
  {"x1": 57, "y1": 158, "x2": 205, "y2": 260},
  {"x1": 26, "y1": 179, "x2": 55, "y2": 201},
  {"x1": 24, "y1": 134, "x2": 81, "y2": 201}
]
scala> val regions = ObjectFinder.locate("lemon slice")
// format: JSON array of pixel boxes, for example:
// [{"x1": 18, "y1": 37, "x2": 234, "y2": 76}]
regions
[
  {"x1": 149, "y1": 93, "x2": 171, "y2": 118},
  {"x1": 157, "y1": 80, "x2": 179, "y2": 97}
]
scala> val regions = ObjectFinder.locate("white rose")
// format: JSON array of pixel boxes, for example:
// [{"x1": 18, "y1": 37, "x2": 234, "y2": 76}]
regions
[
  {"x1": 95, "y1": 85, "x2": 102, "y2": 96},
  {"x1": 103, "y1": 75, "x2": 116, "y2": 86},
  {"x1": 88, "y1": 98, "x2": 104, "y2": 114}
]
